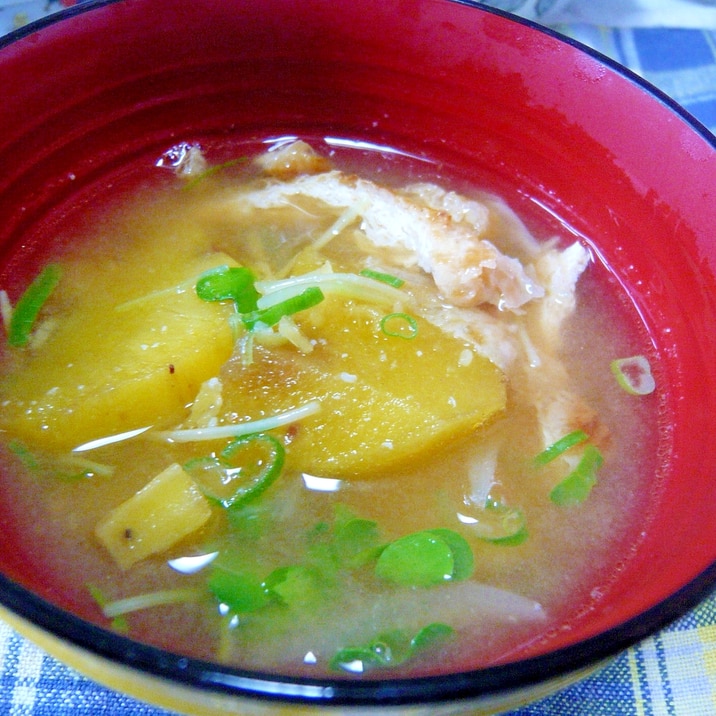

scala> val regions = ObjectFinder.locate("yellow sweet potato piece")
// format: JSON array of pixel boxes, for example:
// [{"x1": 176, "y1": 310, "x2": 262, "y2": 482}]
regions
[
  {"x1": 95, "y1": 463, "x2": 212, "y2": 570},
  {"x1": 0, "y1": 252, "x2": 238, "y2": 452},
  {"x1": 222, "y1": 297, "x2": 506, "y2": 477}
]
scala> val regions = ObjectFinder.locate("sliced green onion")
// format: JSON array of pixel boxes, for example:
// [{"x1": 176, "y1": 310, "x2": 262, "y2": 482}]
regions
[
  {"x1": 8, "y1": 264, "x2": 61, "y2": 347},
  {"x1": 359, "y1": 268, "x2": 405, "y2": 288},
  {"x1": 610, "y1": 355, "x2": 655, "y2": 396},
  {"x1": 550, "y1": 444, "x2": 603, "y2": 507},
  {"x1": 184, "y1": 433, "x2": 285, "y2": 509},
  {"x1": 380, "y1": 312, "x2": 418, "y2": 339},
  {"x1": 460, "y1": 501, "x2": 528, "y2": 545},
  {"x1": 426, "y1": 528, "x2": 474, "y2": 579},
  {"x1": 533, "y1": 430, "x2": 589, "y2": 467},
  {"x1": 338, "y1": 629, "x2": 412, "y2": 671},
  {"x1": 196, "y1": 265, "x2": 260, "y2": 313},
  {"x1": 182, "y1": 157, "x2": 247, "y2": 190},
  {"x1": 303, "y1": 504, "x2": 383, "y2": 574},
  {"x1": 375, "y1": 529, "x2": 472, "y2": 587},
  {"x1": 151, "y1": 400, "x2": 320, "y2": 443},
  {"x1": 331, "y1": 516, "x2": 383, "y2": 568},
  {"x1": 410, "y1": 622, "x2": 455, "y2": 653},
  {"x1": 330, "y1": 639, "x2": 400, "y2": 673},
  {"x1": 330, "y1": 623, "x2": 454, "y2": 673},
  {"x1": 255, "y1": 283, "x2": 317, "y2": 310},
  {"x1": 242, "y1": 286, "x2": 324, "y2": 330},
  {"x1": 262, "y1": 565, "x2": 321, "y2": 608},
  {"x1": 208, "y1": 567, "x2": 272, "y2": 613},
  {"x1": 376, "y1": 532, "x2": 453, "y2": 587},
  {"x1": 7, "y1": 440, "x2": 40, "y2": 471}
]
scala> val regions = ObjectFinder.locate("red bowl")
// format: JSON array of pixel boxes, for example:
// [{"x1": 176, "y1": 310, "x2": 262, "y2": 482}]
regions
[{"x1": 0, "y1": 0, "x2": 715, "y2": 713}]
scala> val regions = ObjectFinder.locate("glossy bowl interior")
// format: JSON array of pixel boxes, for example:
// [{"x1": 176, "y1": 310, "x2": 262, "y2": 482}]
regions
[{"x1": 0, "y1": 0, "x2": 716, "y2": 713}]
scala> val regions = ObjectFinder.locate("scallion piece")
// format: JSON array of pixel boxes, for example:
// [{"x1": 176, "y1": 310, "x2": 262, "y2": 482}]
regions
[
  {"x1": 359, "y1": 268, "x2": 405, "y2": 288},
  {"x1": 330, "y1": 623, "x2": 454, "y2": 673},
  {"x1": 550, "y1": 444, "x2": 603, "y2": 507},
  {"x1": 208, "y1": 567, "x2": 272, "y2": 613},
  {"x1": 184, "y1": 432, "x2": 285, "y2": 509},
  {"x1": 375, "y1": 529, "x2": 473, "y2": 587},
  {"x1": 533, "y1": 430, "x2": 589, "y2": 467},
  {"x1": 7, "y1": 440, "x2": 40, "y2": 471},
  {"x1": 331, "y1": 516, "x2": 383, "y2": 568},
  {"x1": 8, "y1": 263, "x2": 61, "y2": 347},
  {"x1": 242, "y1": 286, "x2": 324, "y2": 331},
  {"x1": 427, "y1": 528, "x2": 474, "y2": 579},
  {"x1": 262, "y1": 565, "x2": 321, "y2": 608},
  {"x1": 196, "y1": 265, "x2": 260, "y2": 313},
  {"x1": 182, "y1": 157, "x2": 247, "y2": 190},
  {"x1": 380, "y1": 312, "x2": 418, "y2": 339},
  {"x1": 610, "y1": 355, "x2": 655, "y2": 396},
  {"x1": 460, "y1": 500, "x2": 528, "y2": 546},
  {"x1": 410, "y1": 622, "x2": 455, "y2": 653},
  {"x1": 376, "y1": 532, "x2": 453, "y2": 587}
]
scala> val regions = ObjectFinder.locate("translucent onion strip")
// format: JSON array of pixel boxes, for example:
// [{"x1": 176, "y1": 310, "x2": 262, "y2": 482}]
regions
[
  {"x1": 312, "y1": 199, "x2": 369, "y2": 251},
  {"x1": 114, "y1": 273, "x2": 209, "y2": 312},
  {"x1": 73, "y1": 426, "x2": 153, "y2": 453},
  {"x1": 151, "y1": 401, "x2": 321, "y2": 443},
  {"x1": 102, "y1": 587, "x2": 205, "y2": 618},
  {"x1": 0, "y1": 289, "x2": 12, "y2": 332},
  {"x1": 255, "y1": 272, "x2": 408, "y2": 310}
]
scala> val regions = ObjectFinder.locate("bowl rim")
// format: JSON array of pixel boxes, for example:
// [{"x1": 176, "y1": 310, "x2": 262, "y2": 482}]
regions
[
  {"x1": 0, "y1": 0, "x2": 715, "y2": 708},
  {"x1": 2, "y1": 564, "x2": 716, "y2": 706}
]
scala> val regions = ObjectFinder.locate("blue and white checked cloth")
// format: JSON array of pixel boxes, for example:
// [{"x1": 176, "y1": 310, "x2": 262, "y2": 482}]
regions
[
  {"x1": 561, "y1": 24, "x2": 716, "y2": 138},
  {"x1": 0, "y1": 2, "x2": 715, "y2": 714}
]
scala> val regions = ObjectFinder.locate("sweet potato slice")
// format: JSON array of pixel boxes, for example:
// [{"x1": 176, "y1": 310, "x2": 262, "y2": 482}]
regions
[
  {"x1": 0, "y1": 252, "x2": 238, "y2": 452},
  {"x1": 222, "y1": 296, "x2": 506, "y2": 477}
]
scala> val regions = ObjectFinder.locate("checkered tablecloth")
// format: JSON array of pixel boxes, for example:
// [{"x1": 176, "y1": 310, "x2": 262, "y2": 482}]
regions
[{"x1": 0, "y1": 2, "x2": 715, "y2": 715}]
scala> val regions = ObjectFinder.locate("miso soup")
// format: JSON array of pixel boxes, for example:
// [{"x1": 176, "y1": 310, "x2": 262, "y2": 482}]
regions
[{"x1": 0, "y1": 140, "x2": 661, "y2": 677}]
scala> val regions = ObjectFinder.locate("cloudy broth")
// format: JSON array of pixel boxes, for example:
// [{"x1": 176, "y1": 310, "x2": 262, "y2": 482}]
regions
[{"x1": 0, "y1": 140, "x2": 660, "y2": 677}]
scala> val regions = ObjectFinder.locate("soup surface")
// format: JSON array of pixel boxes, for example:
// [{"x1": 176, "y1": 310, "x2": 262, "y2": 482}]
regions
[{"x1": 0, "y1": 139, "x2": 660, "y2": 677}]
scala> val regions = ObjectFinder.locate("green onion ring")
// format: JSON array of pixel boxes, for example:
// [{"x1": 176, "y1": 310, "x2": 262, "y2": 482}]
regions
[
  {"x1": 380, "y1": 312, "x2": 418, "y2": 339},
  {"x1": 194, "y1": 433, "x2": 286, "y2": 509},
  {"x1": 533, "y1": 429, "x2": 589, "y2": 467}
]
